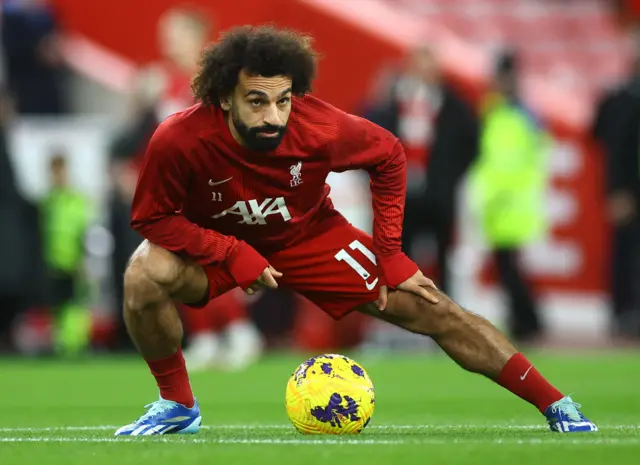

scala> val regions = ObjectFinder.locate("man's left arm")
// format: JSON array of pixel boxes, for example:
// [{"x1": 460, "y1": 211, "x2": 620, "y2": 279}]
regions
[{"x1": 329, "y1": 111, "x2": 439, "y2": 307}]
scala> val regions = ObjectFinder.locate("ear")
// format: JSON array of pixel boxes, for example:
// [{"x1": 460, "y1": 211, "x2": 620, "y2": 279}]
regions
[{"x1": 220, "y1": 97, "x2": 231, "y2": 111}]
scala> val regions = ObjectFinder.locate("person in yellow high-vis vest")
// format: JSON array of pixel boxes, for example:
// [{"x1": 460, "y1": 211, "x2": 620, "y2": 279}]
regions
[
  {"x1": 41, "y1": 153, "x2": 92, "y2": 356},
  {"x1": 469, "y1": 51, "x2": 548, "y2": 343}
]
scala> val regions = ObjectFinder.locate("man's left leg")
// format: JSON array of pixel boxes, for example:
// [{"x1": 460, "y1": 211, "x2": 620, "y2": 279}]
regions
[{"x1": 356, "y1": 290, "x2": 597, "y2": 433}]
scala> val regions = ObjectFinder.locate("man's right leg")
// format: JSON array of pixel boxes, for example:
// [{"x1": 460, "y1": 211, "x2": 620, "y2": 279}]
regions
[{"x1": 116, "y1": 240, "x2": 211, "y2": 436}]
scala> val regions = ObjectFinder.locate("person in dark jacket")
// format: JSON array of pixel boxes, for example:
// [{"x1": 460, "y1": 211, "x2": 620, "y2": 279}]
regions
[
  {"x1": 0, "y1": 90, "x2": 45, "y2": 346},
  {"x1": 1, "y1": 0, "x2": 66, "y2": 114},
  {"x1": 363, "y1": 45, "x2": 478, "y2": 294},
  {"x1": 107, "y1": 100, "x2": 157, "y2": 350},
  {"x1": 592, "y1": 27, "x2": 640, "y2": 339},
  {"x1": 597, "y1": 89, "x2": 640, "y2": 339}
]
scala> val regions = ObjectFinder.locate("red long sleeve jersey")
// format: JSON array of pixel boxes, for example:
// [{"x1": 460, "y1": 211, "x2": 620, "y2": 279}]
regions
[{"x1": 131, "y1": 95, "x2": 415, "y2": 287}]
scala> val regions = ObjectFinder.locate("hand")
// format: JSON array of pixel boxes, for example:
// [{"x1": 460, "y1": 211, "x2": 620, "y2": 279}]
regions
[
  {"x1": 244, "y1": 266, "x2": 283, "y2": 295},
  {"x1": 37, "y1": 34, "x2": 63, "y2": 67},
  {"x1": 115, "y1": 164, "x2": 139, "y2": 200},
  {"x1": 608, "y1": 191, "x2": 636, "y2": 226},
  {"x1": 131, "y1": 65, "x2": 166, "y2": 106},
  {"x1": 378, "y1": 270, "x2": 439, "y2": 311}
]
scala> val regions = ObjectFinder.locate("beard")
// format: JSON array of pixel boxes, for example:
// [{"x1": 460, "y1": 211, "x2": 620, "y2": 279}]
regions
[{"x1": 231, "y1": 107, "x2": 287, "y2": 152}]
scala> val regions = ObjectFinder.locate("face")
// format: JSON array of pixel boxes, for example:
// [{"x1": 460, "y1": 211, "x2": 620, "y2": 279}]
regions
[
  {"x1": 50, "y1": 159, "x2": 67, "y2": 187},
  {"x1": 496, "y1": 72, "x2": 517, "y2": 98},
  {"x1": 222, "y1": 71, "x2": 293, "y2": 152},
  {"x1": 158, "y1": 12, "x2": 207, "y2": 68},
  {"x1": 408, "y1": 47, "x2": 439, "y2": 85},
  {"x1": 629, "y1": 27, "x2": 640, "y2": 74},
  {"x1": 0, "y1": 91, "x2": 13, "y2": 127}
]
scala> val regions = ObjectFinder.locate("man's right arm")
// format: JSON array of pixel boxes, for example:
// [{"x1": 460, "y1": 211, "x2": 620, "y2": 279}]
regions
[{"x1": 130, "y1": 121, "x2": 268, "y2": 289}]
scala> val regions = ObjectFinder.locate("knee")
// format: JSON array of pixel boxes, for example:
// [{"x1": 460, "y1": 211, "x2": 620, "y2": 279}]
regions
[
  {"x1": 123, "y1": 244, "x2": 187, "y2": 312},
  {"x1": 123, "y1": 264, "x2": 162, "y2": 313},
  {"x1": 401, "y1": 292, "x2": 466, "y2": 336}
]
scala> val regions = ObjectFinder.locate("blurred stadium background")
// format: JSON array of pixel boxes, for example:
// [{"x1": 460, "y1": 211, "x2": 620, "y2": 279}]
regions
[
  {"x1": 2, "y1": 2, "x2": 640, "y2": 462},
  {"x1": 1, "y1": 0, "x2": 640, "y2": 362}
]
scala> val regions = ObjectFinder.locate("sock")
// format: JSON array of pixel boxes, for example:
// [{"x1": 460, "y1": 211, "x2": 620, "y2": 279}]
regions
[
  {"x1": 146, "y1": 348, "x2": 195, "y2": 408},
  {"x1": 497, "y1": 352, "x2": 564, "y2": 413}
]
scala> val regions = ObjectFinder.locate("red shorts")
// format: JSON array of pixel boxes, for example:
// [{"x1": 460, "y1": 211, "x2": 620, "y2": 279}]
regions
[{"x1": 191, "y1": 220, "x2": 384, "y2": 319}]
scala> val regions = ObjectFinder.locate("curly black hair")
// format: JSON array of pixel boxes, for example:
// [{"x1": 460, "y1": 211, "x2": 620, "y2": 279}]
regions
[{"x1": 192, "y1": 25, "x2": 318, "y2": 106}]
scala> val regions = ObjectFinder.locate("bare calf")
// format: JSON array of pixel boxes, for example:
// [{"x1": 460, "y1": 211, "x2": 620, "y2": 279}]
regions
[
  {"x1": 358, "y1": 290, "x2": 517, "y2": 378},
  {"x1": 123, "y1": 241, "x2": 209, "y2": 360}
]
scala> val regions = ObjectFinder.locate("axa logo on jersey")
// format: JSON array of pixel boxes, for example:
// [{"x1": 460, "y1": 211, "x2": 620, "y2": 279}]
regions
[{"x1": 212, "y1": 197, "x2": 292, "y2": 225}]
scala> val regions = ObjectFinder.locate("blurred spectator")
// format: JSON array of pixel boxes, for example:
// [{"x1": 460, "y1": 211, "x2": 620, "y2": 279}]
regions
[
  {"x1": 609, "y1": 117, "x2": 640, "y2": 339},
  {"x1": 1, "y1": 0, "x2": 66, "y2": 114},
  {"x1": 617, "y1": 0, "x2": 640, "y2": 26},
  {"x1": 468, "y1": 50, "x2": 547, "y2": 344},
  {"x1": 106, "y1": 6, "x2": 212, "y2": 349},
  {"x1": 107, "y1": 82, "x2": 157, "y2": 351},
  {"x1": 108, "y1": 7, "x2": 265, "y2": 359},
  {"x1": 0, "y1": 89, "x2": 45, "y2": 348},
  {"x1": 593, "y1": 26, "x2": 640, "y2": 339},
  {"x1": 153, "y1": 6, "x2": 212, "y2": 120},
  {"x1": 363, "y1": 45, "x2": 478, "y2": 293},
  {"x1": 40, "y1": 152, "x2": 91, "y2": 355}
]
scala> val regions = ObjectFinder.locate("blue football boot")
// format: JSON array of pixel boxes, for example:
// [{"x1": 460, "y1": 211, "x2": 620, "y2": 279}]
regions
[
  {"x1": 114, "y1": 398, "x2": 202, "y2": 436},
  {"x1": 544, "y1": 396, "x2": 598, "y2": 432}
]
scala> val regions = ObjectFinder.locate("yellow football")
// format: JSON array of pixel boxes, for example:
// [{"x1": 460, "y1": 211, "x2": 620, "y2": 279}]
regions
[{"x1": 285, "y1": 354, "x2": 375, "y2": 435}]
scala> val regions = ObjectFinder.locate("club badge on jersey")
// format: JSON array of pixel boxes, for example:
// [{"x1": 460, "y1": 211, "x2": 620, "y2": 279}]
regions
[{"x1": 290, "y1": 161, "x2": 303, "y2": 187}]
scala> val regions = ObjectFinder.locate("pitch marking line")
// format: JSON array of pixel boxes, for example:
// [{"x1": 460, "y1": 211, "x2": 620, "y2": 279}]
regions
[
  {"x1": 0, "y1": 424, "x2": 638, "y2": 433},
  {"x1": 0, "y1": 436, "x2": 640, "y2": 445}
]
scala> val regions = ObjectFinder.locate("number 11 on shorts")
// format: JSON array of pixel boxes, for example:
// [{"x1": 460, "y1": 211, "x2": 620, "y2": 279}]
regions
[{"x1": 334, "y1": 240, "x2": 379, "y2": 291}]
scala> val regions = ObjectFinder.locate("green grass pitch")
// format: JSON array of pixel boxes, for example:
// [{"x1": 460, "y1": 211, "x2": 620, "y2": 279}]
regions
[{"x1": 1, "y1": 351, "x2": 639, "y2": 464}]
